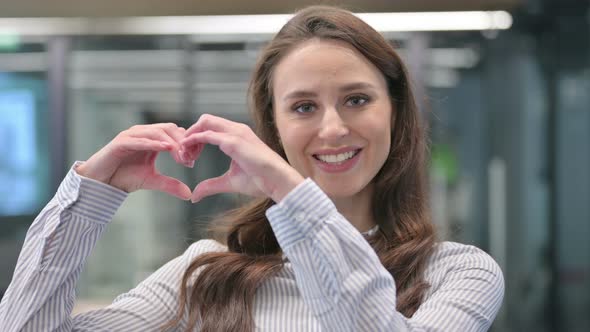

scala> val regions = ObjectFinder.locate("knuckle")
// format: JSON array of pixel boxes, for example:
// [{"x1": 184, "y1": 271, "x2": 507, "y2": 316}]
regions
[
  {"x1": 239, "y1": 123, "x2": 251, "y2": 134},
  {"x1": 222, "y1": 138, "x2": 237, "y2": 153},
  {"x1": 222, "y1": 145, "x2": 235, "y2": 155},
  {"x1": 157, "y1": 128, "x2": 169, "y2": 138},
  {"x1": 203, "y1": 130, "x2": 215, "y2": 141},
  {"x1": 199, "y1": 113, "x2": 212, "y2": 123},
  {"x1": 228, "y1": 136, "x2": 240, "y2": 149},
  {"x1": 115, "y1": 131, "x2": 129, "y2": 140}
]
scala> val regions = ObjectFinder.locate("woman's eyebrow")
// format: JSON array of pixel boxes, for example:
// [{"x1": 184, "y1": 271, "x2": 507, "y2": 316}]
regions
[
  {"x1": 282, "y1": 82, "x2": 376, "y2": 101},
  {"x1": 283, "y1": 90, "x2": 317, "y2": 101},
  {"x1": 339, "y1": 82, "x2": 377, "y2": 92}
]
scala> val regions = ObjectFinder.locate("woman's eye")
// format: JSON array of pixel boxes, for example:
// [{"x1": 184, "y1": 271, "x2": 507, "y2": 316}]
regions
[
  {"x1": 293, "y1": 103, "x2": 315, "y2": 114},
  {"x1": 345, "y1": 95, "x2": 369, "y2": 107}
]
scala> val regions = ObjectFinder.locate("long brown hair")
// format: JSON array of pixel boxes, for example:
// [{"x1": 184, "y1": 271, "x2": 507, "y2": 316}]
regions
[{"x1": 166, "y1": 5, "x2": 435, "y2": 331}]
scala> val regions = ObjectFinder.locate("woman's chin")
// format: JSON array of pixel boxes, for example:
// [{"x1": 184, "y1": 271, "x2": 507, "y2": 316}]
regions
[{"x1": 316, "y1": 181, "x2": 364, "y2": 200}]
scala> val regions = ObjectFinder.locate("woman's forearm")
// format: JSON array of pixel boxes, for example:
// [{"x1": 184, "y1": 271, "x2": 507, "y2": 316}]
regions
[{"x1": 0, "y1": 163, "x2": 127, "y2": 332}]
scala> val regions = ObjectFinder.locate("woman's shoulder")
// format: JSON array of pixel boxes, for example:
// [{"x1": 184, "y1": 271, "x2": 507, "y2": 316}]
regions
[
  {"x1": 431, "y1": 241, "x2": 493, "y2": 258},
  {"x1": 425, "y1": 241, "x2": 504, "y2": 283},
  {"x1": 414, "y1": 242, "x2": 505, "y2": 325},
  {"x1": 183, "y1": 239, "x2": 228, "y2": 259},
  {"x1": 421, "y1": 241, "x2": 505, "y2": 319}
]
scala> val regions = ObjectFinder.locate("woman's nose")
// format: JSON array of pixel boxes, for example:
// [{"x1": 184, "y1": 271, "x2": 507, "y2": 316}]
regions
[{"x1": 317, "y1": 108, "x2": 349, "y2": 140}]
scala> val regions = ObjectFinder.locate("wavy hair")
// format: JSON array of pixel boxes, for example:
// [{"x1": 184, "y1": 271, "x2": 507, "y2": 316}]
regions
[{"x1": 166, "y1": 5, "x2": 436, "y2": 332}]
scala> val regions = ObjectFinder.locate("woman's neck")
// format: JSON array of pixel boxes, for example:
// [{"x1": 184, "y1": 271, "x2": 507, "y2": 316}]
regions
[{"x1": 331, "y1": 186, "x2": 376, "y2": 233}]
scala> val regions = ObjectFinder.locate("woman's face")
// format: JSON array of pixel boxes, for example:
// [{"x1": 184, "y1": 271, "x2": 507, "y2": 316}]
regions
[{"x1": 272, "y1": 38, "x2": 393, "y2": 199}]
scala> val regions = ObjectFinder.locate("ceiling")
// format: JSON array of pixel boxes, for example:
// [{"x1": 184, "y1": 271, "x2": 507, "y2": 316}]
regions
[{"x1": 0, "y1": 0, "x2": 522, "y2": 17}]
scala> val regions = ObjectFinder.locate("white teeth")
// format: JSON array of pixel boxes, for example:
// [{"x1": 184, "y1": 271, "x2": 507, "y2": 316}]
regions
[{"x1": 316, "y1": 151, "x2": 356, "y2": 163}]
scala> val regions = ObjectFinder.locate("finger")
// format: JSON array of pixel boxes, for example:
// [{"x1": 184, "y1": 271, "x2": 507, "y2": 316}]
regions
[
  {"x1": 143, "y1": 173, "x2": 192, "y2": 200},
  {"x1": 128, "y1": 124, "x2": 191, "y2": 166},
  {"x1": 129, "y1": 124, "x2": 186, "y2": 164},
  {"x1": 181, "y1": 131, "x2": 238, "y2": 156},
  {"x1": 190, "y1": 173, "x2": 233, "y2": 203},
  {"x1": 130, "y1": 122, "x2": 184, "y2": 135},
  {"x1": 181, "y1": 142, "x2": 204, "y2": 166},
  {"x1": 185, "y1": 114, "x2": 246, "y2": 137},
  {"x1": 128, "y1": 128, "x2": 178, "y2": 155},
  {"x1": 128, "y1": 123, "x2": 181, "y2": 143},
  {"x1": 157, "y1": 124, "x2": 195, "y2": 167},
  {"x1": 114, "y1": 137, "x2": 172, "y2": 155},
  {"x1": 181, "y1": 131, "x2": 252, "y2": 170}
]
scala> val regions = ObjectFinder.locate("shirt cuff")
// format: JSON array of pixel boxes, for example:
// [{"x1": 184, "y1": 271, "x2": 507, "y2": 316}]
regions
[
  {"x1": 56, "y1": 161, "x2": 128, "y2": 224},
  {"x1": 266, "y1": 178, "x2": 337, "y2": 249}
]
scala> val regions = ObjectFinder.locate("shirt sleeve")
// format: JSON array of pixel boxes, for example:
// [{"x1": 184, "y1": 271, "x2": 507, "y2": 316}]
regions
[
  {"x1": 70, "y1": 239, "x2": 224, "y2": 332},
  {"x1": 0, "y1": 162, "x2": 127, "y2": 332},
  {"x1": 265, "y1": 178, "x2": 504, "y2": 332}
]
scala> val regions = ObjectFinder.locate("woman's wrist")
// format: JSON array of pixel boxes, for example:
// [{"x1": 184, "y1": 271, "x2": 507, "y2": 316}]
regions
[
  {"x1": 74, "y1": 162, "x2": 114, "y2": 187},
  {"x1": 270, "y1": 167, "x2": 305, "y2": 203},
  {"x1": 74, "y1": 162, "x2": 94, "y2": 179}
]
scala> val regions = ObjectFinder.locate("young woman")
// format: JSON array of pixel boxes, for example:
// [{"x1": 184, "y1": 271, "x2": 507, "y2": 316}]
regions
[{"x1": 0, "y1": 6, "x2": 504, "y2": 332}]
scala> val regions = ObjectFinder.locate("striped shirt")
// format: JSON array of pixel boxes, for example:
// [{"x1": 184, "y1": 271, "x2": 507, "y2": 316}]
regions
[{"x1": 0, "y1": 163, "x2": 504, "y2": 331}]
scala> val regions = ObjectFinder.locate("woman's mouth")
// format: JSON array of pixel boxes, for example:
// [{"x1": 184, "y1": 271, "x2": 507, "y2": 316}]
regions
[
  {"x1": 313, "y1": 149, "x2": 361, "y2": 164},
  {"x1": 312, "y1": 149, "x2": 362, "y2": 173}
]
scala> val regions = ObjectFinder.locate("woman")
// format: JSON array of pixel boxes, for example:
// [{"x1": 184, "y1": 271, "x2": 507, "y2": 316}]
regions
[{"x1": 0, "y1": 5, "x2": 504, "y2": 332}]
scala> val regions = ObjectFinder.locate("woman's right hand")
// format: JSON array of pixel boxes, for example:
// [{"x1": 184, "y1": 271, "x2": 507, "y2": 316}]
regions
[{"x1": 75, "y1": 123, "x2": 195, "y2": 200}]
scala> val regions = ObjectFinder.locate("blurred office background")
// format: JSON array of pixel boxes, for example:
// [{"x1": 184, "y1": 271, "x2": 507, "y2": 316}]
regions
[{"x1": 0, "y1": 0, "x2": 588, "y2": 330}]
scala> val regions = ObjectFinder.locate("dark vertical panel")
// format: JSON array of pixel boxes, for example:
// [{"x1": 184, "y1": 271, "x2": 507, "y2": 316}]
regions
[
  {"x1": 47, "y1": 36, "x2": 70, "y2": 191},
  {"x1": 485, "y1": 34, "x2": 525, "y2": 332},
  {"x1": 538, "y1": 1, "x2": 590, "y2": 330},
  {"x1": 484, "y1": 30, "x2": 552, "y2": 331}
]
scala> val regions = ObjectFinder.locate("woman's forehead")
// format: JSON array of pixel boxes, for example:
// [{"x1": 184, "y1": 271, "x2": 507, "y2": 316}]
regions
[{"x1": 272, "y1": 39, "x2": 387, "y2": 98}]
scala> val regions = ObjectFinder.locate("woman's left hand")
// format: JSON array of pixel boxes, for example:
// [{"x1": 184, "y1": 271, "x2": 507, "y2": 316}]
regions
[{"x1": 181, "y1": 114, "x2": 304, "y2": 203}]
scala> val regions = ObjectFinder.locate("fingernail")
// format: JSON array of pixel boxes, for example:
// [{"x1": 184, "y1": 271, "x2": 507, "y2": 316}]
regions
[{"x1": 182, "y1": 150, "x2": 190, "y2": 162}]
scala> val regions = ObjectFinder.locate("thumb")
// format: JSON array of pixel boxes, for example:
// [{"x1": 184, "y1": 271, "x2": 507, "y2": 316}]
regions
[
  {"x1": 191, "y1": 173, "x2": 233, "y2": 203},
  {"x1": 143, "y1": 173, "x2": 192, "y2": 200}
]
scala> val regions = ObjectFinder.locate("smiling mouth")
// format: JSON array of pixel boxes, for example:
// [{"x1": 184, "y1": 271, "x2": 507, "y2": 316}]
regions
[{"x1": 313, "y1": 149, "x2": 362, "y2": 164}]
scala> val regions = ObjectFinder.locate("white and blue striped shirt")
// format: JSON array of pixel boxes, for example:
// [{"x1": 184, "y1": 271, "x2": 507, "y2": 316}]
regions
[{"x1": 0, "y1": 163, "x2": 504, "y2": 331}]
